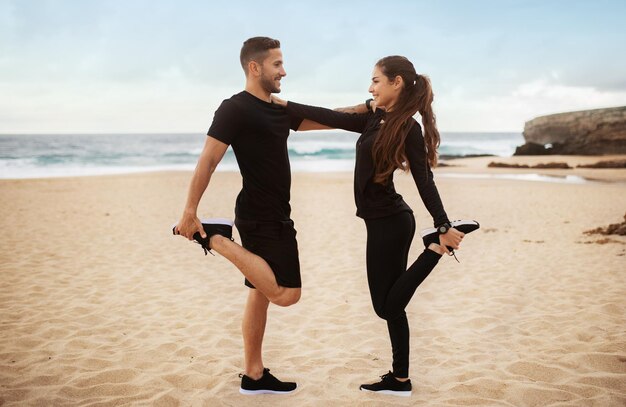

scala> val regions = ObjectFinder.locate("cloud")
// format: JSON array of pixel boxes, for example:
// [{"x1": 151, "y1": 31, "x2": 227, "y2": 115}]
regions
[
  {"x1": 3, "y1": 1, "x2": 626, "y2": 133},
  {"x1": 0, "y1": 79, "x2": 236, "y2": 133},
  {"x1": 437, "y1": 78, "x2": 626, "y2": 132},
  {"x1": 511, "y1": 79, "x2": 626, "y2": 113}
]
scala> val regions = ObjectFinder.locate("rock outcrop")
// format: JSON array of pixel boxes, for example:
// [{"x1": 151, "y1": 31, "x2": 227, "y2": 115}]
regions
[
  {"x1": 577, "y1": 159, "x2": 626, "y2": 168},
  {"x1": 487, "y1": 162, "x2": 571, "y2": 169},
  {"x1": 515, "y1": 106, "x2": 626, "y2": 155}
]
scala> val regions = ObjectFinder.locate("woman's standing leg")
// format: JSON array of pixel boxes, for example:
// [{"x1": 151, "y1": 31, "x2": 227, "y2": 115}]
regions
[
  {"x1": 364, "y1": 211, "x2": 415, "y2": 378},
  {"x1": 364, "y1": 211, "x2": 444, "y2": 379}
]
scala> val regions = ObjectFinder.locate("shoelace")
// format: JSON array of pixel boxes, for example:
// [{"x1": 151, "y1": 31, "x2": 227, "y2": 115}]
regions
[
  {"x1": 200, "y1": 243, "x2": 214, "y2": 257},
  {"x1": 380, "y1": 372, "x2": 394, "y2": 381}
]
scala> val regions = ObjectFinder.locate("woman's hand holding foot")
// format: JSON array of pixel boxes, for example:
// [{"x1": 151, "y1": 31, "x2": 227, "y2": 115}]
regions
[{"x1": 439, "y1": 229, "x2": 464, "y2": 254}]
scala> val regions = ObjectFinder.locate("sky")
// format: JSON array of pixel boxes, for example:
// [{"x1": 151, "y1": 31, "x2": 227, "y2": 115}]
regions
[{"x1": 1, "y1": 0, "x2": 625, "y2": 133}]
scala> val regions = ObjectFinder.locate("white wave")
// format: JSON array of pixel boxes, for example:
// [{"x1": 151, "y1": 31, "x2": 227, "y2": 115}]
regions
[
  {"x1": 0, "y1": 164, "x2": 197, "y2": 179},
  {"x1": 288, "y1": 140, "x2": 355, "y2": 155},
  {"x1": 436, "y1": 173, "x2": 591, "y2": 184}
]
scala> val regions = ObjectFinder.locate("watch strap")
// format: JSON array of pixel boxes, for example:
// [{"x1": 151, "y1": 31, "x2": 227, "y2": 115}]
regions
[{"x1": 437, "y1": 222, "x2": 452, "y2": 234}]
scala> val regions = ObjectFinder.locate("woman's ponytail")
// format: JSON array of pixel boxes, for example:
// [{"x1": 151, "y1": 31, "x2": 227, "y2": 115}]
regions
[{"x1": 415, "y1": 74, "x2": 440, "y2": 168}]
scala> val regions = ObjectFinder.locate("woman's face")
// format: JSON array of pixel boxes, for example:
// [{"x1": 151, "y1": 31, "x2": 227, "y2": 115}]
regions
[{"x1": 368, "y1": 65, "x2": 401, "y2": 110}]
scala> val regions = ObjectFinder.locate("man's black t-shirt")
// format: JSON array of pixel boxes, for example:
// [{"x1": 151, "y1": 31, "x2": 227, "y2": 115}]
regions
[{"x1": 208, "y1": 91, "x2": 303, "y2": 221}]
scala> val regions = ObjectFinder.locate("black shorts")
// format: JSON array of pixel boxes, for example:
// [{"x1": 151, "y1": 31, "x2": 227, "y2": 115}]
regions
[{"x1": 235, "y1": 218, "x2": 301, "y2": 289}]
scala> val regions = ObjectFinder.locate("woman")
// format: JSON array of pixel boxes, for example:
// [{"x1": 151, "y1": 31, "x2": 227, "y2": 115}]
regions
[{"x1": 273, "y1": 55, "x2": 478, "y2": 396}]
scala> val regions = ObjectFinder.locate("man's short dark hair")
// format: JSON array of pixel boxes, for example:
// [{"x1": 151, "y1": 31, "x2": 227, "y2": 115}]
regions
[{"x1": 240, "y1": 37, "x2": 281, "y2": 74}]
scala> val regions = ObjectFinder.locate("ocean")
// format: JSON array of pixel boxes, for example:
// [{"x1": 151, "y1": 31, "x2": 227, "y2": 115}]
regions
[{"x1": 0, "y1": 132, "x2": 523, "y2": 179}]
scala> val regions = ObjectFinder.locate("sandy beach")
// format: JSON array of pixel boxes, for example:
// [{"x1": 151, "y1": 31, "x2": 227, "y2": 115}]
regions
[{"x1": 1, "y1": 156, "x2": 625, "y2": 406}]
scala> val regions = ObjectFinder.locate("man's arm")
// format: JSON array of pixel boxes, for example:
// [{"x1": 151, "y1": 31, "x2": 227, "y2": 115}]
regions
[{"x1": 176, "y1": 136, "x2": 229, "y2": 240}]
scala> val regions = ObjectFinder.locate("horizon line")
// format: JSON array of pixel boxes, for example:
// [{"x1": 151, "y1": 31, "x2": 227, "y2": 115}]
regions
[{"x1": 0, "y1": 130, "x2": 523, "y2": 136}]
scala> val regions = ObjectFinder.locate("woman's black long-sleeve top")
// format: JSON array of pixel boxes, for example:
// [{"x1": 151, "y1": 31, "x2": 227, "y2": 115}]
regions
[{"x1": 286, "y1": 102, "x2": 449, "y2": 226}]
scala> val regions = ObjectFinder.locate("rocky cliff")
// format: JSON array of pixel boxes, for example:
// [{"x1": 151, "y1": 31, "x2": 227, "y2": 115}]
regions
[{"x1": 515, "y1": 106, "x2": 626, "y2": 155}]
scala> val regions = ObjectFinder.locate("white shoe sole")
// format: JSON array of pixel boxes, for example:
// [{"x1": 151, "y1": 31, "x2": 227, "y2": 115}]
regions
[
  {"x1": 200, "y1": 218, "x2": 234, "y2": 226},
  {"x1": 171, "y1": 218, "x2": 234, "y2": 230},
  {"x1": 420, "y1": 219, "x2": 479, "y2": 238},
  {"x1": 360, "y1": 388, "x2": 412, "y2": 397},
  {"x1": 239, "y1": 387, "x2": 297, "y2": 395}
]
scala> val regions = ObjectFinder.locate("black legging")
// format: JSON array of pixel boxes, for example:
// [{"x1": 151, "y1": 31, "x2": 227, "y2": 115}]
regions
[{"x1": 364, "y1": 211, "x2": 442, "y2": 378}]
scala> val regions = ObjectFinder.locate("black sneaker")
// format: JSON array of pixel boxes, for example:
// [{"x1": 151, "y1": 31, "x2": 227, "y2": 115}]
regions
[
  {"x1": 239, "y1": 368, "x2": 297, "y2": 395},
  {"x1": 359, "y1": 371, "x2": 412, "y2": 397},
  {"x1": 420, "y1": 219, "x2": 480, "y2": 253},
  {"x1": 172, "y1": 218, "x2": 234, "y2": 255}
]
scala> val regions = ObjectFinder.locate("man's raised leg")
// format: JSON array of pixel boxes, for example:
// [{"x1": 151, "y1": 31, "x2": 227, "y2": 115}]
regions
[{"x1": 210, "y1": 235, "x2": 300, "y2": 307}]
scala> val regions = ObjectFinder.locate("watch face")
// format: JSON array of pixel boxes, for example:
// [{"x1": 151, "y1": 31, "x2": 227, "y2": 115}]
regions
[{"x1": 439, "y1": 226, "x2": 447, "y2": 233}]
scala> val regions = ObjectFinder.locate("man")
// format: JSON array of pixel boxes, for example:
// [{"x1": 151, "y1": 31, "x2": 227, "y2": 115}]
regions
[
  {"x1": 175, "y1": 37, "x2": 304, "y2": 395},
  {"x1": 176, "y1": 36, "x2": 370, "y2": 395}
]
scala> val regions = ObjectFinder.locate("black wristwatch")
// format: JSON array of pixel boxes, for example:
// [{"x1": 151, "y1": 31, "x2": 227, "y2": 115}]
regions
[
  {"x1": 437, "y1": 222, "x2": 452, "y2": 234},
  {"x1": 365, "y1": 98, "x2": 373, "y2": 112}
]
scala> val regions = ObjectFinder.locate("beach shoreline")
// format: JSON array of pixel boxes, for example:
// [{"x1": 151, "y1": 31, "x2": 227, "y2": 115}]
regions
[
  {"x1": 438, "y1": 154, "x2": 626, "y2": 183},
  {"x1": 1, "y1": 158, "x2": 625, "y2": 406}
]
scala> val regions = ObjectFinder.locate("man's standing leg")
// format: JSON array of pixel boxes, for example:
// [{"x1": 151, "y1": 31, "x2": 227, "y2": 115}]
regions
[
  {"x1": 238, "y1": 287, "x2": 297, "y2": 395},
  {"x1": 242, "y1": 288, "x2": 269, "y2": 379},
  {"x1": 234, "y1": 219, "x2": 300, "y2": 394}
]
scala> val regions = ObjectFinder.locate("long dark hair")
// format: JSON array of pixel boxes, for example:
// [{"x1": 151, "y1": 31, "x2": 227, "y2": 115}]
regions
[{"x1": 371, "y1": 56, "x2": 440, "y2": 184}]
